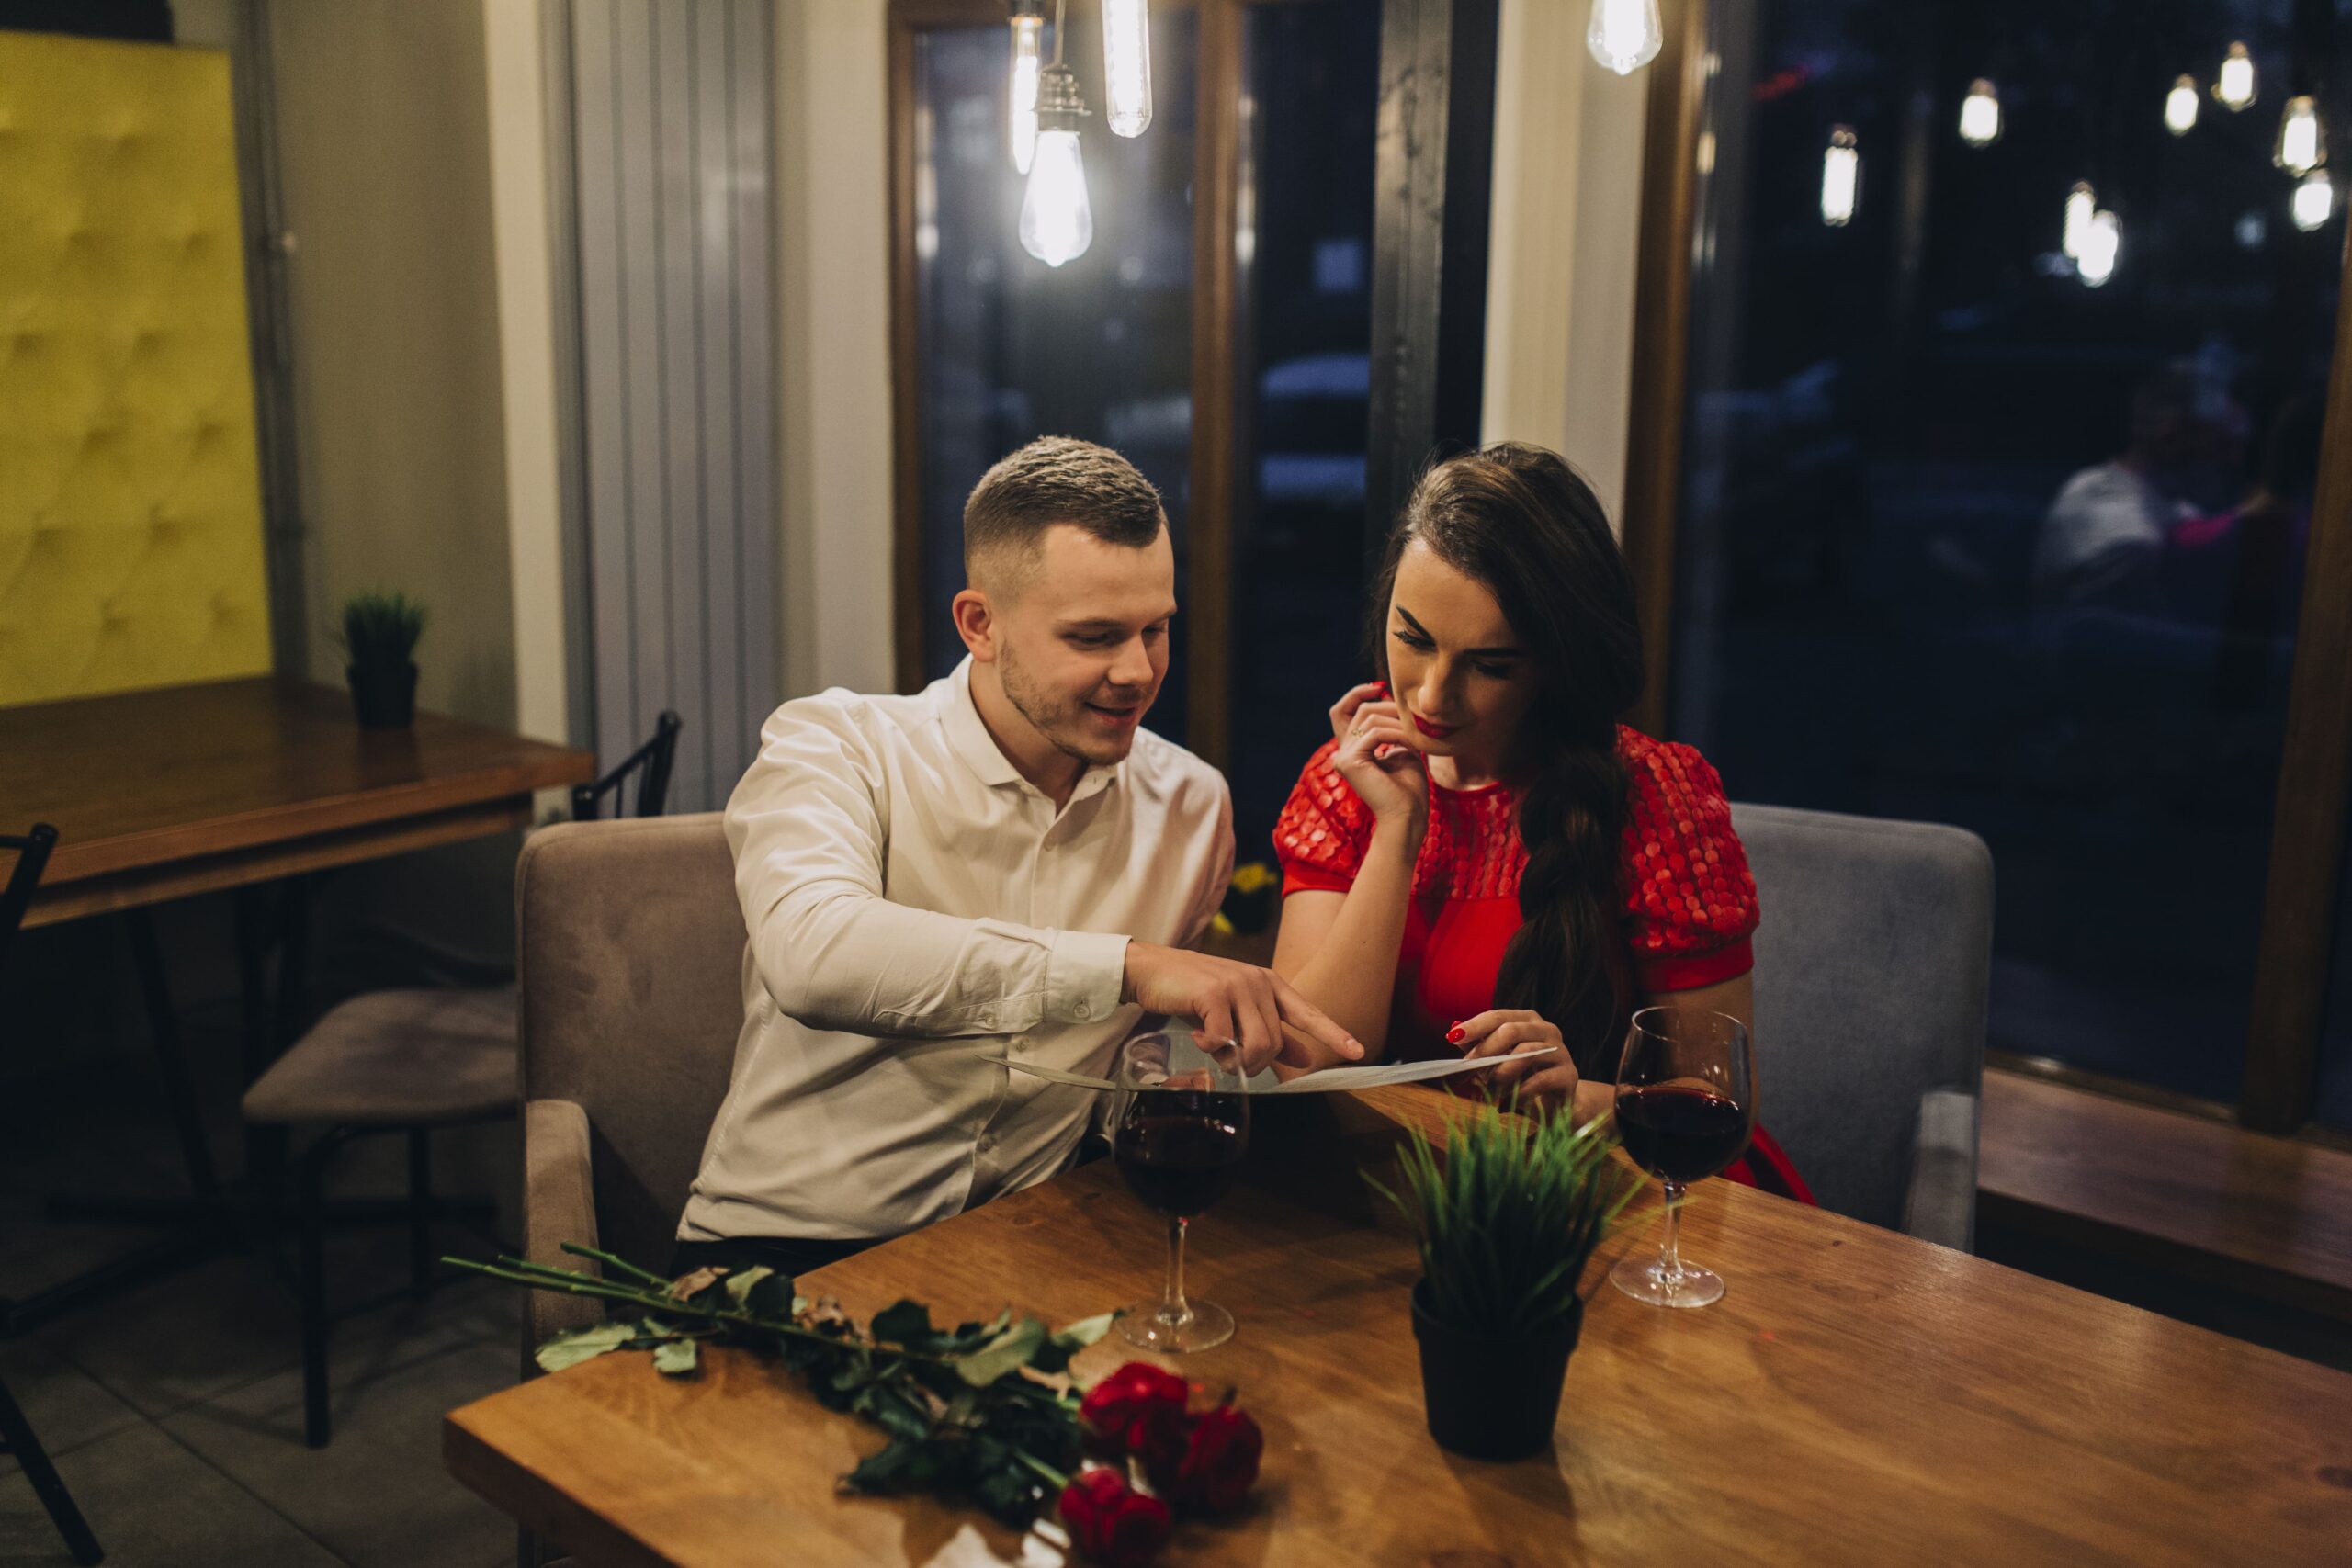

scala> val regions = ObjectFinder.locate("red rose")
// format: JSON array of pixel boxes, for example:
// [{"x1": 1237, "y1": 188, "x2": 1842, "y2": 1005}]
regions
[
  {"x1": 1079, "y1": 1361, "x2": 1190, "y2": 1449},
  {"x1": 1129, "y1": 1401, "x2": 1192, "y2": 1494},
  {"x1": 1173, "y1": 1404, "x2": 1262, "y2": 1514},
  {"x1": 1058, "y1": 1466, "x2": 1173, "y2": 1567}
]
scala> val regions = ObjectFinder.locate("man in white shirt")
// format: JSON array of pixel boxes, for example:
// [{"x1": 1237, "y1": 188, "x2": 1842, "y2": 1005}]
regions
[{"x1": 676, "y1": 438, "x2": 1359, "y2": 1278}]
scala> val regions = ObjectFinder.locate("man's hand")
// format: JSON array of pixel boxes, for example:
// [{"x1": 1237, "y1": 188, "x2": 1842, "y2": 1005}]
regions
[{"x1": 1123, "y1": 942, "x2": 1365, "y2": 1076}]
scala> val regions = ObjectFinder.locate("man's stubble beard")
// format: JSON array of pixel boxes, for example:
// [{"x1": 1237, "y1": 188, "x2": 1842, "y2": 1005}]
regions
[{"x1": 998, "y1": 639, "x2": 1132, "y2": 767}]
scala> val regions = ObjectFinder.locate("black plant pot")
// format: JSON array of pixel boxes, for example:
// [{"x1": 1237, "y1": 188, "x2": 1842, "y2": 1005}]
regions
[
  {"x1": 1410, "y1": 1281, "x2": 1581, "y2": 1461},
  {"x1": 347, "y1": 661, "x2": 418, "y2": 729}
]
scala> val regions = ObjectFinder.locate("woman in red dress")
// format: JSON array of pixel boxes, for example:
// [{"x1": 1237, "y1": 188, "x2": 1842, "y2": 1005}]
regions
[{"x1": 1271, "y1": 443, "x2": 1810, "y2": 1200}]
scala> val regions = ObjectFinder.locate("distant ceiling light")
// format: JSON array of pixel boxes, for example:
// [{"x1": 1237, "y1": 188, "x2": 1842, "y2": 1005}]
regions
[
  {"x1": 2077, "y1": 209, "x2": 2120, "y2": 287},
  {"x1": 1008, "y1": 3, "x2": 1043, "y2": 174},
  {"x1": 2293, "y1": 170, "x2": 2335, "y2": 231},
  {"x1": 1102, "y1": 0, "x2": 1151, "y2": 138},
  {"x1": 1587, "y1": 0, "x2": 1664, "y2": 76},
  {"x1": 2236, "y1": 209, "x2": 2267, "y2": 248},
  {"x1": 2216, "y1": 42, "x2": 2256, "y2": 112},
  {"x1": 2062, "y1": 181, "x2": 2096, "y2": 259},
  {"x1": 1959, "y1": 79, "x2": 2001, "y2": 147},
  {"x1": 2165, "y1": 75, "x2": 2199, "y2": 136},
  {"x1": 1820, "y1": 126, "x2": 1859, "y2": 226},
  {"x1": 2277, "y1": 96, "x2": 2326, "y2": 175}
]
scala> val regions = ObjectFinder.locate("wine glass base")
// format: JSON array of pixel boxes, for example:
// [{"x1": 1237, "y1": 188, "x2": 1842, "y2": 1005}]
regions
[
  {"x1": 1610, "y1": 1254, "x2": 1724, "y2": 1308},
  {"x1": 1114, "y1": 1299, "x2": 1234, "y2": 1353}
]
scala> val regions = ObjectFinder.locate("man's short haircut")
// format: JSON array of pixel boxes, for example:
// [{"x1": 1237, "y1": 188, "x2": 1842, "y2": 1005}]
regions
[{"x1": 963, "y1": 436, "x2": 1166, "y2": 588}]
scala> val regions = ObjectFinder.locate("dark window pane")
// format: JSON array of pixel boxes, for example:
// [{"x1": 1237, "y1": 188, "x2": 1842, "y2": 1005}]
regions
[
  {"x1": 1227, "y1": 1, "x2": 1382, "y2": 860},
  {"x1": 912, "y1": 17, "x2": 1198, "y2": 743},
  {"x1": 1670, "y1": 0, "x2": 2344, "y2": 1101}
]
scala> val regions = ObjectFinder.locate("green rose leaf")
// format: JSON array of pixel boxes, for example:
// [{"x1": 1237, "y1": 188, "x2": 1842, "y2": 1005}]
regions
[
  {"x1": 534, "y1": 1321, "x2": 636, "y2": 1372},
  {"x1": 744, "y1": 1273, "x2": 797, "y2": 1320},
  {"x1": 720, "y1": 1266, "x2": 774, "y2": 1307},
  {"x1": 870, "y1": 1299, "x2": 934, "y2": 1346},
  {"x1": 952, "y1": 1316, "x2": 1047, "y2": 1388},
  {"x1": 842, "y1": 1436, "x2": 931, "y2": 1494},
  {"x1": 1032, "y1": 1308, "x2": 1119, "y2": 1373},
  {"x1": 652, "y1": 1337, "x2": 700, "y2": 1376}
]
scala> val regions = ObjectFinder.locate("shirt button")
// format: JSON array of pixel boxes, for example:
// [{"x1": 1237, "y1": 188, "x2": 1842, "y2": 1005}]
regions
[{"x1": 1075, "y1": 1000, "x2": 1099, "y2": 1021}]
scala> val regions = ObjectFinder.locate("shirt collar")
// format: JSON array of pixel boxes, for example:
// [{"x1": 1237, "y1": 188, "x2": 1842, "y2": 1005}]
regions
[{"x1": 942, "y1": 657, "x2": 1125, "y2": 804}]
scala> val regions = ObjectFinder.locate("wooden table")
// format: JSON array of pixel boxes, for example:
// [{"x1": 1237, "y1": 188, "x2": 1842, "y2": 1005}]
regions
[
  {"x1": 3, "y1": 675, "x2": 594, "y2": 927},
  {"x1": 445, "y1": 1088, "x2": 2352, "y2": 1566},
  {"x1": 0, "y1": 675, "x2": 593, "y2": 1327}
]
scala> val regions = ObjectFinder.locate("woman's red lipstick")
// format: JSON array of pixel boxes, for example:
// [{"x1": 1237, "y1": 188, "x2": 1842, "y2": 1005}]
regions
[{"x1": 1411, "y1": 714, "x2": 1461, "y2": 739}]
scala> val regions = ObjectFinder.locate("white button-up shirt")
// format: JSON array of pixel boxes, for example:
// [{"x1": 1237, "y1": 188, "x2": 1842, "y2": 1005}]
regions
[{"x1": 678, "y1": 659, "x2": 1234, "y2": 1244}]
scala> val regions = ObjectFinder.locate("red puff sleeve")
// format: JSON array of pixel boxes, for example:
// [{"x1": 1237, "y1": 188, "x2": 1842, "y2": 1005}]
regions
[
  {"x1": 1273, "y1": 739, "x2": 1376, "y2": 896},
  {"x1": 1618, "y1": 732, "x2": 1758, "y2": 992}
]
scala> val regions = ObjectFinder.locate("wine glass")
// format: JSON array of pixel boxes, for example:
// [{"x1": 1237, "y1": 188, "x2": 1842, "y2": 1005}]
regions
[
  {"x1": 1609, "y1": 1006, "x2": 1755, "y2": 1308},
  {"x1": 1110, "y1": 1030, "x2": 1250, "y2": 1352}
]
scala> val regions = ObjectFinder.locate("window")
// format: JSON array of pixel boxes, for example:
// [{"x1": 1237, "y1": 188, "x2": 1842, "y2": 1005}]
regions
[{"x1": 1660, "y1": 0, "x2": 2345, "y2": 1105}]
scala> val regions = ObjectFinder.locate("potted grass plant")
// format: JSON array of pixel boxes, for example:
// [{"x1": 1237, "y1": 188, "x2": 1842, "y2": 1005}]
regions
[
  {"x1": 337, "y1": 591, "x2": 426, "y2": 728},
  {"x1": 1371, "y1": 1100, "x2": 1642, "y2": 1461}
]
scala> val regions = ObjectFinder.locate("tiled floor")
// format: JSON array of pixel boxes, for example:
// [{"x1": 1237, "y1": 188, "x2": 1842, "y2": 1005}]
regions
[{"x1": 2, "y1": 996, "x2": 527, "y2": 1568}]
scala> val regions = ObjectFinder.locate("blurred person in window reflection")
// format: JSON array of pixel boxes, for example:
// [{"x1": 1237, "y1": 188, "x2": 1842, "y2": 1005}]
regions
[
  {"x1": 677, "y1": 438, "x2": 1360, "y2": 1281},
  {"x1": 2167, "y1": 393, "x2": 2324, "y2": 709},
  {"x1": 2031, "y1": 368, "x2": 2241, "y2": 612},
  {"x1": 1266, "y1": 444, "x2": 1812, "y2": 1201}
]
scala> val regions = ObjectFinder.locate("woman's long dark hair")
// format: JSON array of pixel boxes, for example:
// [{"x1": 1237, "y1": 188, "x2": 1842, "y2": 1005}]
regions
[{"x1": 1367, "y1": 444, "x2": 1646, "y2": 1072}]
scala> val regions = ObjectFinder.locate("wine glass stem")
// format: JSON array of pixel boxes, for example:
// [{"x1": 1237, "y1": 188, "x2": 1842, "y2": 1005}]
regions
[
  {"x1": 1658, "y1": 1180, "x2": 1687, "y2": 1292},
  {"x1": 1162, "y1": 1215, "x2": 1191, "y2": 1323}
]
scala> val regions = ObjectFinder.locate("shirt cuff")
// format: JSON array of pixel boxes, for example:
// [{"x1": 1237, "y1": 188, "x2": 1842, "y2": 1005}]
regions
[
  {"x1": 1046, "y1": 929, "x2": 1130, "y2": 1024},
  {"x1": 1279, "y1": 862, "x2": 1356, "y2": 896}
]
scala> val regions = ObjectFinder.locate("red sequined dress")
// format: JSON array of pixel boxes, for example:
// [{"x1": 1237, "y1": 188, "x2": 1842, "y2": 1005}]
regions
[{"x1": 1274, "y1": 726, "x2": 1813, "y2": 1201}]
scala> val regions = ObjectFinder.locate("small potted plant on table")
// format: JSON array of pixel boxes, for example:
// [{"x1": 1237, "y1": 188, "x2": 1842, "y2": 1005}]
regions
[
  {"x1": 1374, "y1": 1100, "x2": 1641, "y2": 1461},
  {"x1": 338, "y1": 591, "x2": 426, "y2": 729}
]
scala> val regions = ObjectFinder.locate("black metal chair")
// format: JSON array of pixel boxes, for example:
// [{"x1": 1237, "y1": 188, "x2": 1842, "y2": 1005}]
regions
[
  {"x1": 1, "y1": 825, "x2": 105, "y2": 1565},
  {"x1": 241, "y1": 714, "x2": 684, "y2": 1446}
]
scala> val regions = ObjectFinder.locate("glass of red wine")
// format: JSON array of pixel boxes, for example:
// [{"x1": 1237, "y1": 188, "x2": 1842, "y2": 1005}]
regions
[
  {"x1": 1110, "y1": 1030, "x2": 1250, "y2": 1353},
  {"x1": 1609, "y1": 1006, "x2": 1756, "y2": 1309}
]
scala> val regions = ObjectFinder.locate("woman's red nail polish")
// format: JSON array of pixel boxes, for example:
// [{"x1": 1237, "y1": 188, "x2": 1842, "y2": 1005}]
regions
[{"x1": 1446, "y1": 1026, "x2": 1464, "y2": 1043}]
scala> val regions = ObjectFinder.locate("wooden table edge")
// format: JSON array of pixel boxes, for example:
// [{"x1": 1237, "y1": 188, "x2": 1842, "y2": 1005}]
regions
[
  {"x1": 40, "y1": 749, "x2": 594, "y2": 886},
  {"x1": 445, "y1": 1408, "x2": 677, "y2": 1568},
  {"x1": 26, "y1": 796, "x2": 538, "y2": 927}
]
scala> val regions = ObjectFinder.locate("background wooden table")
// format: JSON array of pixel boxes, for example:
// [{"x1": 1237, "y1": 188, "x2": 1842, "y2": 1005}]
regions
[
  {"x1": 2, "y1": 675, "x2": 593, "y2": 926},
  {"x1": 445, "y1": 1087, "x2": 2352, "y2": 1565}
]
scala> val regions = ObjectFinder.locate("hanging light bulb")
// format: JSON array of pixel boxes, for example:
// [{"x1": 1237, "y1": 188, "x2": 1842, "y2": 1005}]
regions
[
  {"x1": 2165, "y1": 74, "x2": 2199, "y2": 136},
  {"x1": 2062, "y1": 181, "x2": 2096, "y2": 259},
  {"x1": 2294, "y1": 169, "x2": 2335, "y2": 231},
  {"x1": 2216, "y1": 42, "x2": 2256, "y2": 112},
  {"x1": 2077, "y1": 210, "x2": 2120, "y2": 287},
  {"x1": 1008, "y1": 2, "x2": 1043, "y2": 175},
  {"x1": 1587, "y1": 0, "x2": 1663, "y2": 76},
  {"x1": 1959, "y1": 79, "x2": 2001, "y2": 146},
  {"x1": 1102, "y1": 0, "x2": 1152, "y2": 138},
  {"x1": 2276, "y1": 96, "x2": 2326, "y2": 175},
  {"x1": 1020, "y1": 59, "x2": 1093, "y2": 266},
  {"x1": 1820, "y1": 126, "x2": 1859, "y2": 226}
]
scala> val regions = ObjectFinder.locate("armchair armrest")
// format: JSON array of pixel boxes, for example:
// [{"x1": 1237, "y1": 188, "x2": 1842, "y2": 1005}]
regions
[
  {"x1": 522, "y1": 1098, "x2": 605, "y2": 1365},
  {"x1": 1902, "y1": 1087, "x2": 1980, "y2": 1253}
]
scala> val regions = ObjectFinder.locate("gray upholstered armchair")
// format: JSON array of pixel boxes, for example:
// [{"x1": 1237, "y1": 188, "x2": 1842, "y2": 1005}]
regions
[
  {"x1": 514, "y1": 814, "x2": 747, "y2": 1355},
  {"x1": 1731, "y1": 803, "x2": 1994, "y2": 1251}
]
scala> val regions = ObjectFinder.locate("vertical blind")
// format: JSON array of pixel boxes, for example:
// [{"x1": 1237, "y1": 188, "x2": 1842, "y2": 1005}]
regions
[{"x1": 569, "y1": 0, "x2": 779, "y2": 812}]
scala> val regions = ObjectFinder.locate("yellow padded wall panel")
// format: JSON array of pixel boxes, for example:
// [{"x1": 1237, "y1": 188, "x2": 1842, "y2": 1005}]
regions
[{"x1": 0, "y1": 32, "x2": 273, "y2": 706}]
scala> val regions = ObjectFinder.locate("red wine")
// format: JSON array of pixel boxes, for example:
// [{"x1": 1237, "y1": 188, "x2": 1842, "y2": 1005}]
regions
[
  {"x1": 1616, "y1": 1084, "x2": 1750, "y2": 1183},
  {"x1": 1115, "y1": 1095, "x2": 1246, "y2": 1217}
]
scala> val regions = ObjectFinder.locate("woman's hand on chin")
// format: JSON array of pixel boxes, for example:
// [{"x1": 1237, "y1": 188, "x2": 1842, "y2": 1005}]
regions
[
  {"x1": 1451, "y1": 1009, "x2": 1583, "y2": 1109},
  {"x1": 1329, "y1": 682, "x2": 1427, "y2": 833}
]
